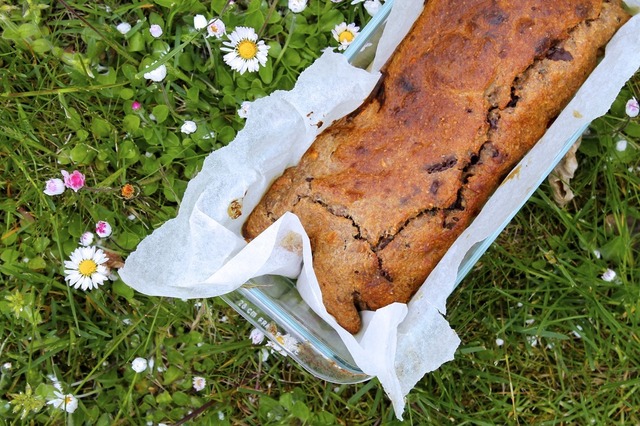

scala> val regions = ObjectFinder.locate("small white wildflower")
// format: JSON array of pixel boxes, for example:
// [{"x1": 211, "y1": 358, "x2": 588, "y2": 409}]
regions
[
  {"x1": 516, "y1": 302, "x2": 523, "y2": 308},
  {"x1": 122, "y1": 318, "x2": 132, "y2": 325},
  {"x1": 616, "y1": 139, "x2": 628, "y2": 152},
  {"x1": 525, "y1": 318, "x2": 535, "y2": 325},
  {"x1": 249, "y1": 328, "x2": 265, "y2": 345},
  {"x1": 143, "y1": 64, "x2": 167, "y2": 82},
  {"x1": 64, "y1": 246, "x2": 109, "y2": 291},
  {"x1": 192, "y1": 376, "x2": 206, "y2": 391},
  {"x1": 260, "y1": 348, "x2": 270, "y2": 362},
  {"x1": 218, "y1": 411, "x2": 225, "y2": 420},
  {"x1": 221, "y1": 26, "x2": 270, "y2": 74},
  {"x1": 526, "y1": 335, "x2": 538, "y2": 347},
  {"x1": 266, "y1": 332, "x2": 299, "y2": 356},
  {"x1": 47, "y1": 391, "x2": 78, "y2": 413},
  {"x1": 364, "y1": 0, "x2": 382, "y2": 16},
  {"x1": 131, "y1": 357, "x2": 148, "y2": 373},
  {"x1": 116, "y1": 22, "x2": 132, "y2": 35},
  {"x1": 288, "y1": 0, "x2": 307, "y2": 13},
  {"x1": 127, "y1": 214, "x2": 136, "y2": 221},
  {"x1": 194, "y1": 14, "x2": 208, "y2": 30},
  {"x1": 95, "y1": 220, "x2": 112, "y2": 238},
  {"x1": 238, "y1": 101, "x2": 251, "y2": 118},
  {"x1": 181, "y1": 120, "x2": 197, "y2": 135},
  {"x1": 79, "y1": 231, "x2": 94, "y2": 247},
  {"x1": 149, "y1": 24, "x2": 163, "y2": 38},
  {"x1": 593, "y1": 249, "x2": 602, "y2": 259},
  {"x1": 44, "y1": 178, "x2": 66, "y2": 196},
  {"x1": 2, "y1": 362, "x2": 11, "y2": 371},
  {"x1": 626, "y1": 97, "x2": 639, "y2": 118},
  {"x1": 495, "y1": 338, "x2": 504, "y2": 347},
  {"x1": 332, "y1": 23, "x2": 360, "y2": 51},
  {"x1": 206, "y1": 19, "x2": 226, "y2": 38},
  {"x1": 601, "y1": 268, "x2": 617, "y2": 282},
  {"x1": 219, "y1": 315, "x2": 228, "y2": 323}
]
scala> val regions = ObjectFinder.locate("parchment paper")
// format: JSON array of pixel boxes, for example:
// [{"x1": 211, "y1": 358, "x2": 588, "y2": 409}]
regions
[{"x1": 120, "y1": 0, "x2": 640, "y2": 418}]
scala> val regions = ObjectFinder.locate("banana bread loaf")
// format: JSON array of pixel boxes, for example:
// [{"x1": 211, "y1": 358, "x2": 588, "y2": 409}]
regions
[{"x1": 243, "y1": 0, "x2": 629, "y2": 333}]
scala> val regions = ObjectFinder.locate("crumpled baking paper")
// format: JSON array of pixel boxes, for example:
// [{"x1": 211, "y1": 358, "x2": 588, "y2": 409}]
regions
[
  {"x1": 548, "y1": 138, "x2": 582, "y2": 207},
  {"x1": 120, "y1": 0, "x2": 640, "y2": 419}
]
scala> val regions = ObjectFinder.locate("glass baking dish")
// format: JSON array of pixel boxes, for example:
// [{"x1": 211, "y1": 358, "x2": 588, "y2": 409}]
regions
[{"x1": 220, "y1": 0, "x2": 588, "y2": 384}]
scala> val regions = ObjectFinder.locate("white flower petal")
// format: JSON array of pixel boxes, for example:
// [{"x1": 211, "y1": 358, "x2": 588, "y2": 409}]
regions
[
  {"x1": 116, "y1": 22, "x2": 132, "y2": 35},
  {"x1": 143, "y1": 64, "x2": 167, "y2": 82},
  {"x1": 193, "y1": 14, "x2": 208, "y2": 30}
]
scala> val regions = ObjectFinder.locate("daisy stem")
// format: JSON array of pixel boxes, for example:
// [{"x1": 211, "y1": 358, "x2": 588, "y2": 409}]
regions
[
  {"x1": 273, "y1": 15, "x2": 296, "y2": 70},
  {"x1": 258, "y1": 0, "x2": 280, "y2": 39}
]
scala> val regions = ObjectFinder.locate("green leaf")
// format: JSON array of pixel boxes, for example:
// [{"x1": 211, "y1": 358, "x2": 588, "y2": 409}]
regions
[
  {"x1": 153, "y1": 0, "x2": 176, "y2": 6},
  {"x1": 127, "y1": 32, "x2": 145, "y2": 52},
  {"x1": 123, "y1": 114, "x2": 141, "y2": 133},
  {"x1": 27, "y1": 257, "x2": 46, "y2": 271},
  {"x1": 91, "y1": 117, "x2": 113, "y2": 138},
  {"x1": 70, "y1": 143, "x2": 97, "y2": 164},
  {"x1": 112, "y1": 280, "x2": 135, "y2": 300},
  {"x1": 119, "y1": 87, "x2": 135, "y2": 100},
  {"x1": 31, "y1": 38, "x2": 52, "y2": 54},
  {"x1": 152, "y1": 105, "x2": 170, "y2": 124},
  {"x1": 173, "y1": 391, "x2": 190, "y2": 406},
  {"x1": 162, "y1": 366, "x2": 183, "y2": 385},
  {"x1": 259, "y1": 60, "x2": 273, "y2": 84},
  {"x1": 18, "y1": 23, "x2": 41, "y2": 39}
]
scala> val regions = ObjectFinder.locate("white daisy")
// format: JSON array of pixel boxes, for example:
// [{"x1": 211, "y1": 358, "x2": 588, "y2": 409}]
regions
[
  {"x1": 193, "y1": 14, "x2": 208, "y2": 30},
  {"x1": 206, "y1": 19, "x2": 226, "y2": 38},
  {"x1": 626, "y1": 97, "x2": 639, "y2": 118},
  {"x1": 601, "y1": 268, "x2": 617, "y2": 282},
  {"x1": 288, "y1": 0, "x2": 307, "y2": 13},
  {"x1": 237, "y1": 101, "x2": 251, "y2": 118},
  {"x1": 95, "y1": 220, "x2": 112, "y2": 238},
  {"x1": 192, "y1": 376, "x2": 206, "y2": 391},
  {"x1": 131, "y1": 357, "x2": 148, "y2": 373},
  {"x1": 249, "y1": 328, "x2": 265, "y2": 344},
  {"x1": 149, "y1": 24, "x2": 163, "y2": 38},
  {"x1": 221, "y1": 27, "x2": 270, "y2": 75},
  {"x1": 44, "y1": 178, "x2": 65, "y2": 196},
  {"x1": 116, "y1": 22, "x2": 132, "y2": 35},
  {"x1": 364, "y1": 0, "x2": 382, "y2": 16},
  {"x1": 181, "y1": 120, "x2": 197, "y2": 134},
  {"x1": 266, "y1": 332, "x2": 299, "y2": 356},
  {"x1": 47, "y1": 391, "x2": 78, "y2": 414},
  {"x1": 332, "y1": 22, "x2": 360, "y2": 51},
  {"x1": 143, "y1": 63, "x2": 167, "y2": 82},
  {"x1": 64, "y1": 246, "x2": 109, "y2": 291},
  {"x1": 79, "y1": 232, "x2": 94, "y2": 247}
]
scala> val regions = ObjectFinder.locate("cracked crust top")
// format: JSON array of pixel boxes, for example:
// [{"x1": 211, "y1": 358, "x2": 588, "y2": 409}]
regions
[{"x1": 243, "y1": 0, "x2": 629, "y2": 333}]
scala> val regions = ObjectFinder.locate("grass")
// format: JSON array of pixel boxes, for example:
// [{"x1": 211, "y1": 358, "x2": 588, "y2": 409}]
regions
[{"x1": 1, "y1": 0, "x2": 639, "y2": 424}]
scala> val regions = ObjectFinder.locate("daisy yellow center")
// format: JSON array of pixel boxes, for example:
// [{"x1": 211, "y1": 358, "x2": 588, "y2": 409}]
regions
[
  {"x1": 338, "y1": 30, "x2": 354, "y2": 44},
  {"x1": 237, "y1": 40, "x2": 258, "y2": 59},
  {"x1": 64, "y1": 395, "x2": 73, "y2": 404},
  {"x1": 78, "y1": 259, "x2": 98, "y2": 277}
]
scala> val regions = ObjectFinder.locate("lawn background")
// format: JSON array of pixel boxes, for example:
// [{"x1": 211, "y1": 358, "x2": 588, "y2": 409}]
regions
[{"x1": 1, "y1": 0, "x2": 639, "y2": 424}]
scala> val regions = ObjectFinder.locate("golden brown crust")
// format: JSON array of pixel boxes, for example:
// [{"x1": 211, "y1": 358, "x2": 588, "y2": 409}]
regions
[{"x1": 243, "y1": 0, "x2": 629, "y2": 333}]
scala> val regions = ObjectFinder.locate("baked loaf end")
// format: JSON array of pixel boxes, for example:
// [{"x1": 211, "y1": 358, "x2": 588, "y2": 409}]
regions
[{"x1": 243, "y1": 1, "x2": 629, "y2": 333}]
